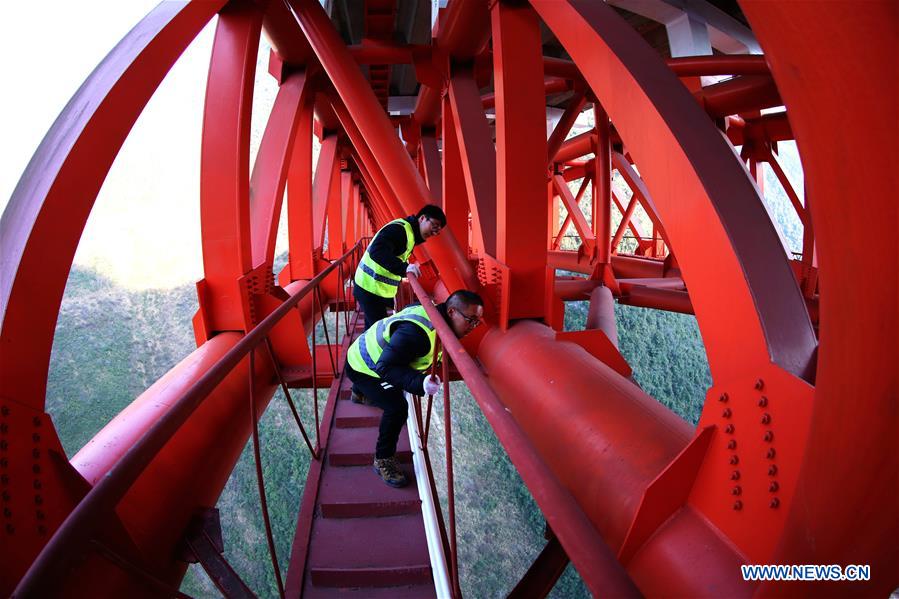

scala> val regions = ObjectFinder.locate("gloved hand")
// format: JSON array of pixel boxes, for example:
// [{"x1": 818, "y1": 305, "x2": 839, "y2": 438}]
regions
[
  {"x1": 406, "y1": 263, "x2": 421, "y2": 278},
  {"x1": 423, "y1": 374, "x2": 442, "y2": 396}
]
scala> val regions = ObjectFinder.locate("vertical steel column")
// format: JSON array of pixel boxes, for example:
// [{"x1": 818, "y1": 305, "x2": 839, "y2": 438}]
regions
[
  {"x1": 250, "y1": 70, "x2": 312, "y2": 269},
  {"x1": 491, "y1": 0, "x2": 549, "y2": 320},
  {"x1": 284, "y1": 72, "x2": 317, "y2": 281},
  {"x1": 420, "y1": 129, "x2": 443, "y2": 203},
  {"x1": 447, "y1": 68, "x2": 497, "y2": 256},
  {"x1": 594, "y1": 103, "x2": 612, "y2": 264},
  {"x1": 326, "y1": 157, "x2": 344, "y2": 259},
  {"x1": 312, "y1": 134, "x2": 339, "y2": 253},
  {"x1": 441, "y1": 94, "x2": 470, "y2": 253}
]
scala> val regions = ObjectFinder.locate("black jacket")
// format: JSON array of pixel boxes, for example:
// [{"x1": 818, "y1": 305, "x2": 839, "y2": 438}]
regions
[
  {"x1": 367, "y1": 215, "x2": 424, "y2": 278},
  {"x1": 373, "y1": 303, "x2": 448, "y2": 396}
]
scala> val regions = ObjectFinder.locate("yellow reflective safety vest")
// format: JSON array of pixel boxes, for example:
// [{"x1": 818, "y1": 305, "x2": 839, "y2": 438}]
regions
[
  {"x1": 347, "y1": 304, "x2": 442, "y2": 378},
  {"x1": 354, "y1": 218, "x2": 415, "y2": 298}
]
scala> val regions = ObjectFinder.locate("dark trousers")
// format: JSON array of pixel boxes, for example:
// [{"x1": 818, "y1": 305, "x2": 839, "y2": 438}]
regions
[
  {"x1": 353, "y1": 283, "x2": 393, "y2": 331},
  {"x1": 347, "y1": 367, "x2": 408, "y2": 459}
]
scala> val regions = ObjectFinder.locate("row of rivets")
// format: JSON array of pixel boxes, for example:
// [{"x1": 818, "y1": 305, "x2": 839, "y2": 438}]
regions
[
  {"x1": 721, "y1": 393, "x2": 742, "y2": 510},
  {"x1": 757, "y1": 380, "x2": 779, "y2": 509}
]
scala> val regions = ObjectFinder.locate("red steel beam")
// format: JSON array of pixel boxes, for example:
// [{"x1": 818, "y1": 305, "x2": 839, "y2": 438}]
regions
[
  {"x1": 412, "y1": 0, "x2": 491, "y2": 127},
  {"x1": 695, "y1": 74, "x2": 782, "y2": 119},
  {"x1": 289, "y1": 0, "x2": 475, "y2": 292},
  {"x1": 448, "y1": 68, "x2": 497, "y2": 256},
  {"x1": 611, "y1": 152, "x2": 671, "y2": 253},
  {"x1": 198, "y1": 2, "x2": 263, "y2": 334},
  {"x1": 546, "y1": 90, "x2": 587, "y2": 167},
  {"x1": 740, "y1": 2, "x2": 897, "y2": 594},
  {"x1": 492, "y1": 0, "x2": 549, "y2": 319},
  {"x1": 482, "y1": 76, "x2": 571, "y2": 110},
  {"x1": 441, "y1": 94, "x2": 470, "y2": 249},
  {"x1": 594, "y1": 103, "x2": 612, "y2": 263},
  {"x1": 553, "y1": 174, "x2": 595, "y2": 253},
  {"x1": 312, "y1": 134, "x2": 338, "y2": 251},
  {"x1": 283, "y1": 72, "x2": 317, "y2": 282},
  {"x1": 0, "y1": 0, "x2": 223, "y2": 408},
  {"x1": 419, "y1": 130, "x2": 442, "y2": 202},
  {"x1": 555, "y1": 130, "x2": 595, "y2": 164},
  {"x1": 250, "y1": 70, "x2": 312, "y2": 269}
]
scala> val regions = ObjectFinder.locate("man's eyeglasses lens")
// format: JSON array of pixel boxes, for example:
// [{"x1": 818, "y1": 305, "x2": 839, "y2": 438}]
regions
[{"x1": 460, "y1": 313, "x2": 479, "y2": 326}]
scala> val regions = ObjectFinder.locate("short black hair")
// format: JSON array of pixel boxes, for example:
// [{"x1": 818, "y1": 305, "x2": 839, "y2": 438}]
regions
[
  {"x1": 446, "y1": 289, "x2": 484, "y2": 311},
  {"x1": 415, "y1": 204, "x2": 447, "y2": 227}
]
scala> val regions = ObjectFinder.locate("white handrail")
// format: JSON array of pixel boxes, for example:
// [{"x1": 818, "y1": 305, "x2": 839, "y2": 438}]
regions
[{"x1": 406, "y1": 393, "x2": 452, "y2": 599}]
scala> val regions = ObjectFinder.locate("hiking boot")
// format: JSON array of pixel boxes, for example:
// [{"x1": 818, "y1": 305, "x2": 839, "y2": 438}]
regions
[
  {"x1": 373, "y1": 456, "x2": 408, "y2": 488},
  {"x1": 351, "y1": 389, "x2": 370, "y2": 405}
]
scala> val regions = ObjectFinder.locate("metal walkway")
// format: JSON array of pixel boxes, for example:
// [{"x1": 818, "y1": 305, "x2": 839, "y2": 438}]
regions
[{"x1": 284, "y1": 316, "x2": 437, "y2": 598}]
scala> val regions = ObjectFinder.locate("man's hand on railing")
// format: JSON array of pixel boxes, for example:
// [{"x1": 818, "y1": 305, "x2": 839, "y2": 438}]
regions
[
  {"x1": 423, "y1": 374, "x2": 442, "y2": 396},
  {"x1": 406, "y1": 263, "x2": 421, "y2": 278}
]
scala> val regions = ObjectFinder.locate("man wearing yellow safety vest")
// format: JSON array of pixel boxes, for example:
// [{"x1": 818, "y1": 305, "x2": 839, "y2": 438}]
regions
[
  {"x1": 353, "y1": 205, "x2": 447, "y2": 330},
  {"x1": 346, "y1": 289, "x2": 484, "y2": 487}
]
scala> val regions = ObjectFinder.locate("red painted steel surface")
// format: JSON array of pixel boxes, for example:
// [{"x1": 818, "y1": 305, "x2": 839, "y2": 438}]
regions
[
  {"x1": 740, "y1": 2, "x2": 897, "y2": 595},
  {"x1": 1, "y1": 0, "x2": 895, "y2": 596}
]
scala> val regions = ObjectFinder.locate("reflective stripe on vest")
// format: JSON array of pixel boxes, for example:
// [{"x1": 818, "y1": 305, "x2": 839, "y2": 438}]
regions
[
  {"x1": 347, "y1": 304, "x2": 443, "y2": 378},
  {"x1": 353, "y1": 218, "x2": 415, "y2": 298}
]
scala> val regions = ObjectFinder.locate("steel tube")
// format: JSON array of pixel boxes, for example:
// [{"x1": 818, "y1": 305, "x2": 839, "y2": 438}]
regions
[
  {"x1": 407, "y1": 275, "x2": 641, "y2": 598},
  {"x1": 585, "y1": 286, "x2": 619, "y2": 346}
]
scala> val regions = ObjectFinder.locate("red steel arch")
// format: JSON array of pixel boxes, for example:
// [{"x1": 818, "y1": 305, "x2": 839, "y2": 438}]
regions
[{"x1": 0, "y1": 0, "x2": 895, "y2": 596}]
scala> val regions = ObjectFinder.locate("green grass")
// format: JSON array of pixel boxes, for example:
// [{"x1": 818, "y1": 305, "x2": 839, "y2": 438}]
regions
[{"x1": 564, "y1": 299, "x2": 710, "y2": 425}]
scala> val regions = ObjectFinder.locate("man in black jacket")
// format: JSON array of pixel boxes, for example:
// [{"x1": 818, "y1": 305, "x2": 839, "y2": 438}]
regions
[
  {"x1": 345, "y1": 290, "x2": 484, "y2": 487},
  {"x1": 353, "y1": 205, "x2": 446, "y2": 330}
]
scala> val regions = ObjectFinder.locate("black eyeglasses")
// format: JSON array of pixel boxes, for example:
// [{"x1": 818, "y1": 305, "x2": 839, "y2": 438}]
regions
[{"x1": 457, "y1": 312, "x2": 480, "y2": 327}]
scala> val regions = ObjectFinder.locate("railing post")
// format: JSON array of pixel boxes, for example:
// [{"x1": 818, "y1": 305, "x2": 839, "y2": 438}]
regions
[
  {"x1": 249, "y1": 348, "x2": 286, "y2": 598},
  {"x1": 443, "y1": 354, "x2": 461, "y2": 598}
]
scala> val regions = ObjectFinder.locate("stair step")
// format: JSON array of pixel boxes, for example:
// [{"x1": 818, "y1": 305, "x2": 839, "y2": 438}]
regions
[
  {"x1": 310, "y1": 565, "x2": 432, "y2": 588},
  {"x1": 335, "y1": 397, "x2": 382, "y2": 428},
  {"x1": 319, "y1": 465, "x2": 420, "y2": 518},
  {"x1": 303, "y1": 581, "x2": 437, "y2": 598},
  {"x1": 307, "y1": 515, "x2": 431, "y2": 586},
  {"x1": 328, "y1": 426, "x2": 412, "y2": 466}
]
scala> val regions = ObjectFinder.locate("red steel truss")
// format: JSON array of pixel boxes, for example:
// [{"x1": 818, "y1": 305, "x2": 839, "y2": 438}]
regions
[{"x1": 0, "y1": 0, "x2": 895, "y2": 596}]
